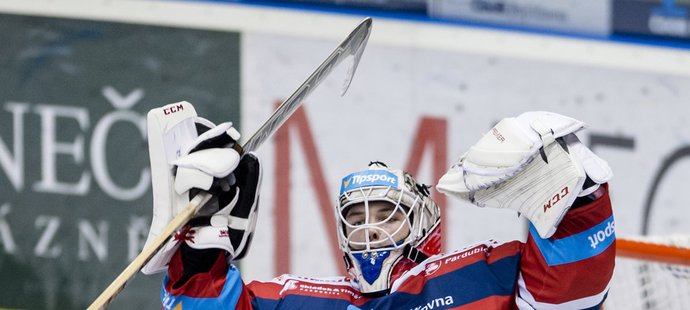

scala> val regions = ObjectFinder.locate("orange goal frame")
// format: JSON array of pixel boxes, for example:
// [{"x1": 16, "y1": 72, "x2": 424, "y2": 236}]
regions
[{"x1": 616, "y1": 237, "x2": 690, "y2": 266}]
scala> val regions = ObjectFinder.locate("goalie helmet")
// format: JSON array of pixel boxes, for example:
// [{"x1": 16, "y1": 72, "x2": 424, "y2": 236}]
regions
[{"x1": 335, "y1": 162, "x2": 441, "y2": 294}]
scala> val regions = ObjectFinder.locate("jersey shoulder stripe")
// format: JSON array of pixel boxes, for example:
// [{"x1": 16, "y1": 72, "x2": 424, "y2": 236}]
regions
[{"x1": 529, "y1": 215, "x2": 614, "y2": 266}]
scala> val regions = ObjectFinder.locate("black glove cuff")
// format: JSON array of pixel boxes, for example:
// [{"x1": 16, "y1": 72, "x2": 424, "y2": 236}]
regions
[{"x1": 172, "y1": 243, "x2": 224, "y2": 289}]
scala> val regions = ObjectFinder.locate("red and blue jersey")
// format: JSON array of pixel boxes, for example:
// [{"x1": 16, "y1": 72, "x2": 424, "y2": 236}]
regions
[{"x1": 161, "y1": 186, "x2": 615, "y2": 309}]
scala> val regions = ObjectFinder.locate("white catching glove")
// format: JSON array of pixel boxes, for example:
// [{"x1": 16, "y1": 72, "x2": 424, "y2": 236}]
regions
[
  {"x1": 141, "y1": 101, "x2": 262, "y2": 275},
  {"x1": 437, "y1": 111, "x2": 612, "y2": 239}
]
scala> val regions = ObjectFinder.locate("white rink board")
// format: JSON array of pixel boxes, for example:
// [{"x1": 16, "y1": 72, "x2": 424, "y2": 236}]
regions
[{"x1": 241, "y1": 32, "x2": 690, "y2": 281}]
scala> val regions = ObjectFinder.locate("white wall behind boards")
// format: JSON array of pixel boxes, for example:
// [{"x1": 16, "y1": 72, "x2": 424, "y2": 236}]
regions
[{"x1": 241, "y1": 28, "x2": 690, "y2": 281}]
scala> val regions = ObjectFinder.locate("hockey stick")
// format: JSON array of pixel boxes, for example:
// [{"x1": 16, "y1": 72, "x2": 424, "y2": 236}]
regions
[
  {"x1": 240, "y1": 18, "x2": 371, "y2": 153},
  {"x1": 87, "y1": 17, "x2": 372, "y2": 310}
]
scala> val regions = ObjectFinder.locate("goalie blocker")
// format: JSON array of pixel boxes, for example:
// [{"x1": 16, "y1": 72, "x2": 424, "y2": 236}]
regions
[
  {"x1": 437, "y1": 111, "x2": 612, "y2": 238},
  {"x1": 142, "y1": 101, "x2": 262, "y2": 275}
]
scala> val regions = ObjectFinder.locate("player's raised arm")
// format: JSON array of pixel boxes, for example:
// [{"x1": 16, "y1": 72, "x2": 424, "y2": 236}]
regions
[
  {"x1": 437, "y1": 111, "x2": 615, "y2": 308},
  {"x1": 144, "y1": 101, "x2": 262, "y2": 309}
]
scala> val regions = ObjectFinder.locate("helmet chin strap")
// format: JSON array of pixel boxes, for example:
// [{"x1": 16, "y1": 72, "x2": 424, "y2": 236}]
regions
[
  {"x1": 343, "y1": 237, "x2": 433, "y2": 295},
  {"x1": 402, "y1": 244, "x2": 430, "y2": 264},
  {"x1": 343, "y1": 245, "x2": 428, "y2": 296},
  {"x1": 351, "y1": 250, "x2": 393, "y2": 285},
  {"x1": 343, "y1": 250, "x2": 399, "y2": 296}
]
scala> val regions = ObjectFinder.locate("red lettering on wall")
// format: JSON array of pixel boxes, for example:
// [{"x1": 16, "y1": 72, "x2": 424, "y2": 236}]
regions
[
  {"x1": 404, "y1": 117, "x2": 448, "y2": 251},
  {"x1": 274, "y1": 102, "x2": 340, "y2": 275}
]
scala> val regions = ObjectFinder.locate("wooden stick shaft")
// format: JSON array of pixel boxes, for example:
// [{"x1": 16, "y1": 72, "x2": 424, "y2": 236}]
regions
[{"x1": 87, "y1": 193, "x2": 211, "y2": 310}]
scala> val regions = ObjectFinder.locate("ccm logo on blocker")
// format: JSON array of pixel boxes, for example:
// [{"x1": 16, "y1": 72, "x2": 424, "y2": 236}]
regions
[
  {"x1": 163, "y1": 103, "x2": 185, "y2": 115},
  {"x1": 543, "y1": 186, "x2": 570, "y2": 213}
]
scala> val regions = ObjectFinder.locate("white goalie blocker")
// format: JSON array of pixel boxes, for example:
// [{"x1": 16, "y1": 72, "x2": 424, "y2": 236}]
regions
[
  {"x1": 437, "y1": 111, "x2": 612, "y2": 238},
  {"x1": 142, "y1": 101, "x2": 261, "y2": 274},
  {"x1": 142, "y1": 101, "x2": 200, "y2": 274}
]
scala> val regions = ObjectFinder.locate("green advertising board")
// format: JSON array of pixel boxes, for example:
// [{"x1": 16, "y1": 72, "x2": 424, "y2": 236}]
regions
[{"x1": 0, "y1": 13, "x2": 240, "y2": 309}]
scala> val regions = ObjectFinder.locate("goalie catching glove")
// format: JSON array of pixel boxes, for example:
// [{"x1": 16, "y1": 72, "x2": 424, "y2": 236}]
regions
[
  {"x1": 437, "y1": 111, "x2": 612, "y2": 239},
  {"x1": 141, "y1": 101, "x2": 262, "y2": 275}
]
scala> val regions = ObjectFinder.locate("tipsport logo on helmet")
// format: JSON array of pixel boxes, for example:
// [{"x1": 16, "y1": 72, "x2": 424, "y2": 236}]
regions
[{"x1": 340, "y1": 170, "x2": 399, "y2": 194}]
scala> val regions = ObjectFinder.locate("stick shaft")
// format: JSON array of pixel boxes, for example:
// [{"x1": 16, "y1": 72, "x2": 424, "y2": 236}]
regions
[{"x1": 87, "y1": 193, "x2": 211, "y2": 310}]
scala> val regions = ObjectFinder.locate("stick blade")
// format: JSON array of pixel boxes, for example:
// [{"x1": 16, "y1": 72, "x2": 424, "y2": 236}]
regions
[
  {"x1": 340, "y1": 17, "x2": 372, "y2": 96},
  {"x1": 241, "y1": 17, "x2": 373, "y2": 153}
]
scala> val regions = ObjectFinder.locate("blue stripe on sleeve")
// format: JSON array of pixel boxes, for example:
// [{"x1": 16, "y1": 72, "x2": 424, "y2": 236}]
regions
[
  {"x1": 529, "y1": 216, "x2": 615, "y2": 266},
  {"x1": 161, "y1": 264, "x2": 244, "y2": 310}
]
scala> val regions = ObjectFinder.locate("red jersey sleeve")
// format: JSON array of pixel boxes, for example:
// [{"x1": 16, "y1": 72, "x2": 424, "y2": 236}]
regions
[
  {"x1": 518, "y1": 184, "x2": 615, "y2": 308},
  {"x1": 161, "y1": 249, "x2": 254, "y2": 309}
]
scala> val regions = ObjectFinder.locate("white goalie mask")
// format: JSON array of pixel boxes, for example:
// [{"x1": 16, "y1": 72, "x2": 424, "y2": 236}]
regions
[{"x1": 335, "y1": 162, "x2": 441, "y2": 294}]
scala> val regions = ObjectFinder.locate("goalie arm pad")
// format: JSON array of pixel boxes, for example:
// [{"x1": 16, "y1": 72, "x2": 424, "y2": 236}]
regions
[
  {"x1": 163, "y1": 244, "x2": 255, "y2": 309},
  {"x1": 437, "y1": 111, "x2": 612, "y2": 238}
]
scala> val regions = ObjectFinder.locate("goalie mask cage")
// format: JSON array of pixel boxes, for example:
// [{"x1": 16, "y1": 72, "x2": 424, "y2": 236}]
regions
[{"x1": 604, "y1": 235, "x2": 690, "y2": 310}]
